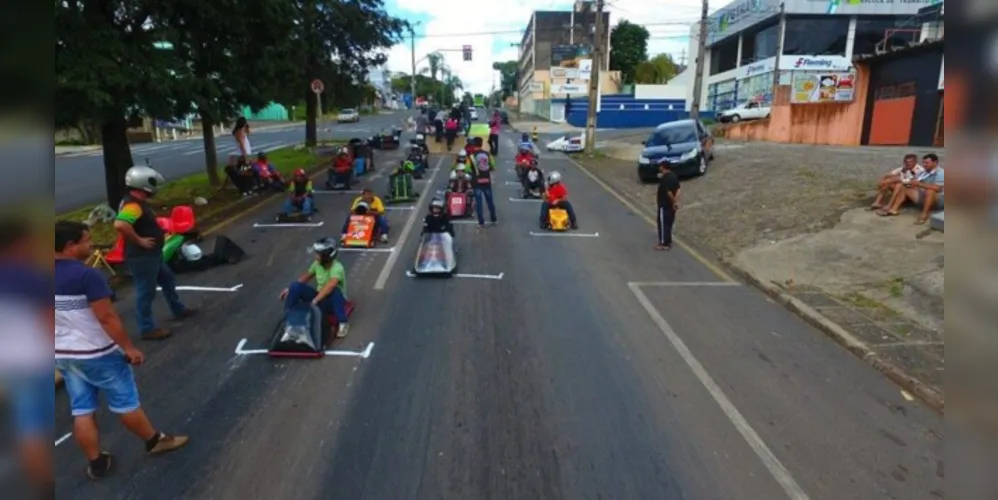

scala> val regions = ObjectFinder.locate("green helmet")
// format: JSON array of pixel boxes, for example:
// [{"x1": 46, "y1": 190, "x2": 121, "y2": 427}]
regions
[{"x1": 402, "y1": 160, "x2": 415, "y2": 172}]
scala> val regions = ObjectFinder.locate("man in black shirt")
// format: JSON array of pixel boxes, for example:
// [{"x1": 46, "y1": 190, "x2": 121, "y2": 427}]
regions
[{"x1": 655, "y1": 162, "x2": 681, "y2": 250}]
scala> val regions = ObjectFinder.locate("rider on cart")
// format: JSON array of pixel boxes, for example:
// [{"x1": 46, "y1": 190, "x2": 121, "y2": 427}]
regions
[
  {"x1": 540, "y1": 171, "x2": 578, "y2": 230},
  {"x1": 422, "y1": 198, "x2": 455, "y2": 237},
  {"x1": 328, "y1": 147, "x2": 353, "y2": 188},
  {"x1": 453, "y1": 149, "x2": 471, "y2": 170},
  {"x1": 280, "y1": 169, "x2": 315, "y2": 217},
  {"x1": 279, "y1": 238, "x2": 350, "y2": 338},
  {"x1": 341, "y1": 188, "x2": 389, "y2": 243},
  {"x1": 448, "y1": 165, "x2": 472, "y2": 193}
]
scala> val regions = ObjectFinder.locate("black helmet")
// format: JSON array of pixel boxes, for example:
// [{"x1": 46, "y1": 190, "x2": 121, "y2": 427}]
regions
[
  {"x1": 310, "y1": 237, "x2": 339, "y2": 260},
  {"x1": 521, "y1": 132, "x2": 529, "y2": 141}
]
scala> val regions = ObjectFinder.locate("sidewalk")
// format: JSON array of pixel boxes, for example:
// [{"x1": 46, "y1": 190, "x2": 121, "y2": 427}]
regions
[
  {"x1": 55, "y1": 144, "x2": 101, "y2": 156},
  {"x1": 508, "y1": 118, "x2": 581, "y2": 135},
  {"x1": 574, "y1": 140, "x2": 945, "y2": 410}
]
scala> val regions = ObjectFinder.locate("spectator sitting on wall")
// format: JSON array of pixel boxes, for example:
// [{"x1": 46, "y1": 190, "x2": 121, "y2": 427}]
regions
[
  {"x1": 877, "y1": 153, "x2": 944, "y2": 224},
  {"x1": 868, "y1": 153, "x2": 923, "y2": 211}
]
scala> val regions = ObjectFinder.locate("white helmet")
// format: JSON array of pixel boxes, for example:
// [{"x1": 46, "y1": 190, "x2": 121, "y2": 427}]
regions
[
  {"x1": 353, "y1": 201, "x2": 370, "y2": 214},
  {"x1": 547, "y1": 171, "x2": 562, "y2": 184},
  {"x1": 180, "y1": 243, "x2": 203, "y2": 261},
  {"x1": 430, "y1": 197, "x2": 445, "y2": 211},
  {"x1": 458, "y1": 150, "x2": 467, "y2": 158},
  {"x1": 449, "y1": 171, "x2": 457, "y2": 180},
  {"x1": 415, "y1": 133, "x2": 425, "y2": 141},
  {"x1": 124, "y1": 165, "x2": 166, "y2": 194},
  {"x1": 456, "y1": 163, "x2": 467, "y2": 172}
]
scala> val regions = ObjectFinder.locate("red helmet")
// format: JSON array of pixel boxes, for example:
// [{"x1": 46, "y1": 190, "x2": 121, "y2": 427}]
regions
[{"x1": 294, "y1": 168, "x2": 306, "y2": 177}]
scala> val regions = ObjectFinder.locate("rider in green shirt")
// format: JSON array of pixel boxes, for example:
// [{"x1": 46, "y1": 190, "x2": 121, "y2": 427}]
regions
[{"x1": 279, "y1": 238, "x2": 350, "y2": 337}]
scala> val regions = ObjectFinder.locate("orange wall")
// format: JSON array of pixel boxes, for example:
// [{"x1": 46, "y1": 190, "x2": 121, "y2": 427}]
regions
[{"x1": 721, "y1": 65, "x2": 872, "y2": 146}]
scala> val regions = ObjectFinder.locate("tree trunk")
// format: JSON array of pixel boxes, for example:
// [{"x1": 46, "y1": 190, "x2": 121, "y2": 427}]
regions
[
  {"x1": 101, "y1": 115, "x2": 134, "y2": 209},
  {"x1": 305, "y1": 86, "x2": 317, "y2": 147},
  {"x1": 201, "y1": 115, "x2": 221, "y2": 186}
]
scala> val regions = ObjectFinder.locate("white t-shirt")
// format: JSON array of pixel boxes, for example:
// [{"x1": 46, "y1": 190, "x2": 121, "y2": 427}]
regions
[
  {"x1": 890, "y1": 164, "x2": 924, "y2": 183},
  {"x1": 235, "y1": 131, "x2": 252, "y2": 156}
]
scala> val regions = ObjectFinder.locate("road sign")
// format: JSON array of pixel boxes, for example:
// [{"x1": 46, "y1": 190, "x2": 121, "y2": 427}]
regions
[
  {"x1": 462, "y1": 45, "x2": 472, "y2": 61},
  {"x1": 311, "y1": 79, "x2": 324, "y2": 94}
]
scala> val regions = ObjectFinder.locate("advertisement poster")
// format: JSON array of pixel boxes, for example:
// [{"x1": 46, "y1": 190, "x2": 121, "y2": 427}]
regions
[
  {"x1": 791, "y1": 72, "x2": 856, "y2": 103},
  {"x1": 551, "y1": 45, "x2": 593, "y2": 69}
]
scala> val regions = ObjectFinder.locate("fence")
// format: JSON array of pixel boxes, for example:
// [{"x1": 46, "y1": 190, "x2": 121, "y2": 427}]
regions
[{"x1": 554, "y1": 95, "x2": 715, "y2": 128}]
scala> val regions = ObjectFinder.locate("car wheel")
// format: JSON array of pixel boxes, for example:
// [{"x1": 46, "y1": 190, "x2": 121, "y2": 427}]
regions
[
  {"x1": 697, "y1": 155, "x2": 708, "y2": 176},
  {"x1": 730, "y1": 114, "x2": 741, "y2": 123}
]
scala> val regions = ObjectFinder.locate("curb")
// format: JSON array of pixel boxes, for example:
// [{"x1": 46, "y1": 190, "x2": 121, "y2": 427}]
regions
[{"x1": 720, "y1": 256, "x2": 944, "y2": 414}]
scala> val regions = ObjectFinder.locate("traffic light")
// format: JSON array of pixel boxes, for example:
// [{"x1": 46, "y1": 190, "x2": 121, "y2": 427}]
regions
[{"x1": 462, "y1": 45, "x2": 472, "y2": 61}]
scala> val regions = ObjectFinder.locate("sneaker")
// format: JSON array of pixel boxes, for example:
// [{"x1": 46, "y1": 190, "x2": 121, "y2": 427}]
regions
[
  {"x1": 336, "y1": 323, "x2": 350, "y2": 338},
  {"x1": 147, "y1": 433, "x2": 189, "y2": 455},
  {"x1": 570, "y1": 224, "x2": 578, "y2": 230},
  {"x1": 141, "y1": 328, "x2": 172, "y2": 340},
  {"x1": 174, "y1": 308, "x2": 198, "y2": 320},
  {"x1": 379, "y1": 234, "x2": 389, "y2": 243},
  {"x1": 86, "y1": 451, "x2": 113, "y2": 480}
]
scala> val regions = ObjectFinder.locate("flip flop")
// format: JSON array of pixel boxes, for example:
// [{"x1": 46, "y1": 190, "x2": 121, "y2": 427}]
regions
[
  {"x1": 877, "y1": 210, "x2": 899, "y2": 217},
  {"x1": 867, "y1": 204, "x2": 882, "y2": 211},
  {"x1": 914, "y1": 218, "x2": 928, "y2": 225}
]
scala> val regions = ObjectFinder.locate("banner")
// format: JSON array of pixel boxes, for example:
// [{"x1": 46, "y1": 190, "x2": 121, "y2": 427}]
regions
[
  {"x1": 549, "y1": 83, "x2": 587, "y2": 96},
  {"x1": 790, "y1": 72, "x2": 856, "y2": 103},
  {"x1": 551, "y1": 45, "x2": 592, "y2": 69}
]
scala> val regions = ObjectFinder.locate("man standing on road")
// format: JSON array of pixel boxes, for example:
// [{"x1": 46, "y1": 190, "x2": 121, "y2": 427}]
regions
[
  {"x1": 488, "y1": 110, "x2": 501, "y2": 155},
  {"x1": 470, "y1": 138, "x2": 498, "y2": 228},
  {"x1": 55, "y1": 221, "x2": 189, "y2": 480},
  {"x1": 113, "y1": 166, "x2": 197, "y2": 340},
  {"x1": 655, "y1": 161, "x2": 681, "y2": 251},
  {"x1": 415, "y1": 109, "x2": 429, "y2": 136}
]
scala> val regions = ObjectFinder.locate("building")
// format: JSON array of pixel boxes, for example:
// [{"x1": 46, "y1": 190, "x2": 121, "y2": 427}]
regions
[
  {"x1": 367, "y1": 65, "x2": 395, "y2": 108},
  {"x1": 686, "y1": 0, "x2": 943, "y2": 112},
  {"x1": 516, "y1": 1, "x2": 619, "y2": 120}
]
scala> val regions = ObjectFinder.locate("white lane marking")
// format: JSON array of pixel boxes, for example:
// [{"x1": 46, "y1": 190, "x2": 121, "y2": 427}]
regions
[
  {"x1": 158, "y1": 284, "x2": 244, "y2": 292},
  {"x1": 508, "y1": 197, "x2": 542, "y2": 203},
  {"x1": 384, "y1": 206, "x2": 414, "y2": 210},
  {"x1": 374, "y1": 155, "x2": 446, "y2": 290},
  {"x1": 452, "y1": 220, "x2": 479, "y2": 224},
  {"x1": 234, "y1": 338, "x2": 374, "y2": 358},
  {"x1": 627, "y1": 283, "x2": 810, "y2": 500},
  {"x1": 504, "y1": 181, "x2": 521, "y2": 185},
  {"x1": 405, "y1": 271, "x2": 504, "y2": 280},
  {"x1": 630, "y1": 282, "x2": 741, "y2": 287},
  {"x1": 55, "y1": 432, "x2": 73, "y2": 447},
  {"x1": 182, "y1": 149, "x2": 203, "y2": 156},
  {"x1": 253, "y1": 222, "x2": 325, "y2": 228},
  {"x1": 313, "y1": 190, "x2": 362, "y2": 195},
  {"x1": 338, "y1": 247, "x2": 396, "y2": 253},
  {"x1": 528, "y1": 231, "x2": 599, "y2": 238}
]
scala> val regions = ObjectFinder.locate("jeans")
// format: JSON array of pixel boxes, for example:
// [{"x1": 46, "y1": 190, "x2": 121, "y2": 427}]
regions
[
  {"x1": 56, "y1": 351, "x2": 140, "y2": 416},
  {"x1": 474, "y1": 185, "x2": 497, "y2": 225},
  {"x1": 5, "y1": 370, "x2": 55, "y2": 437},
  {"x1": 226, "y1": 165, "x2": 259, "y2": 193},
  {"x1": 488, "y1": 134, "x2": 499, "y2": 154},
  {"x1": 540, "y1": 200, "x2": 577, "y2": 226},
  {"x1": 327, "y1": 169, "x2": 352, "y2": 188},
  {"x1": 284, "y1": 282, "x2": 348, "y2": 323},
  {"x1": 657, "y1": 206, "x2": 676, "y2": 246},
  {"x1": 125, "y1": 255, "x2": 186, "y2": 334},
  {"x1": 341, "y1": 214, "x2": 389, "y2": 235},
  {"x1": 282, "y1": 196, "x2": 315, "y2": 215}
]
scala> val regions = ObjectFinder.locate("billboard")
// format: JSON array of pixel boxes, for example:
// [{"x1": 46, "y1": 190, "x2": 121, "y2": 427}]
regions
[
  {"x1": 551, "y1": 45, "x2": 593, "y2": 69},
  {"x1": 790, "y1": 71, "x2": 856, "y2": 103}
]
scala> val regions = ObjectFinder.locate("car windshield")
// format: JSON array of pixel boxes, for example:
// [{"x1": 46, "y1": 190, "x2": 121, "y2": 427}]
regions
[
  {"x1": 645, "y1": 124, "x2": 697, "y2": 146},
  {"x1": 342, "y1": 109, "x2": 356, "y2": 114}
]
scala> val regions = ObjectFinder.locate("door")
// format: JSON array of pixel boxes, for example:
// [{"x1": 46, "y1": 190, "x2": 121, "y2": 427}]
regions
[
  {"x1": 868, "y1": 83, "x2": 916, "y2": 145},
  {"x1": 550, "y1": 103, "x2": 566, "y2": 123},
  {"x1": 697, "y1": 121, "x2": 714, "y2": 159}
]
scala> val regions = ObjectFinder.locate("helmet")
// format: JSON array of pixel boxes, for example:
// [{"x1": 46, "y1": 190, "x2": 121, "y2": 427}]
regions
[
  {"x1": 415, "y1": 134, "x2": 425, "y2": 141},
  {"x1": 293, "y1": 168, "x2": 306, "y2": 177},
  {"x1": 456, "y1": 163, "x2": 466, "y2": 172},
  {"x1": 180, "y1": 243, "x2": 203, "y2": 261},
  {"x1": 548, "y1": 171, "x2": 562, "y2": 184},
  {"x1": 310, "y1": 237, "x2": 339, "y2": 260},
  {"x1": 458, "y1": 150, "x2": 467, "y2": 158},
  {"x1": 402, "y1": 160, "x2": 415, "y2": 172},
  {"x1": 449, "y1": 171, "x2": 457, "y2": 180},
  {"x1": 353, "y1": 201, "x2": 370, "y2": 214},
  {"x1": 124, "y1": 165, "x2": 166, "y2": 194},
  {"x1": 338, "y1": 147, "x2": 348, "y2": 155},
  {"x1": 429, "y1": 197, "x2": 444, "y2": 212},
  {"x1": 521, "y1": 132, "x2": 529, "y2": 141}
]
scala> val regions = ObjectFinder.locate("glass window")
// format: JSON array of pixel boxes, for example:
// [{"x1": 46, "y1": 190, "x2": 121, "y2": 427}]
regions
[
  {"x1": 708, "y1": 79, "x2": 739, "y2": 111},
  {"x1": 753, "y1": 21, "x2": 780, "y2": 62},
  {"x1": 782, "y1": 16, "x2": 849, "y2": 56},
  {"x1": 709, "y1": 38, "x2": 739, "y2": 76},
  {"x1": 853, "y1": 16, "x2": 919, "y2": 56},
  {"x1": 646, "y1": 123, "x2": 698, "y2": 146},
  {"x1": 737, "y1": 73, "x2": 771, "y2": 104}
]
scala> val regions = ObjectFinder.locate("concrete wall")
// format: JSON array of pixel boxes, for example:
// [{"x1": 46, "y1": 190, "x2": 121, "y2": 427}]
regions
[
  {"x1": 635, "y1": 84, "x2": 688, "y2": 100},
  {"x1": 718, "y1": 64, "x2": 870, "y2": 145}
]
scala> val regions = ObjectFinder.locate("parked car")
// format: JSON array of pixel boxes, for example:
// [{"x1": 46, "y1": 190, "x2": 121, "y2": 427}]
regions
[
  {"x1": 546, "y1": 134, "x2": 585, "y2": 153},
  {"x1": 337, "y1": 108, "x2": 360, "y2": 123},
  {"x1": 469, "y1": 107, "x2": 479, "y2": 120},
  {"x1": 717, "y1": 101, "x2": 770, "y2": 123},
  {"x1": 636, "y1": 119, "x2": 714, "y2": 182}
]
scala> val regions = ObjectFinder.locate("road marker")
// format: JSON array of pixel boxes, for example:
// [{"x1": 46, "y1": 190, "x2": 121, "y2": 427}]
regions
[
  {"x1": 55, "y1": 432, "x2": 72, "y2": 447},
  {"x1": 629, "y1": 281, "x2": 740, "y2": 287},
  {"x1": 405, "y1": 271, "x2": 504, "y2": 280},
  {"x1": 508, "y1": 197, "x2": 541, "y2": 203},
  {"x1": 384, "y1": 206, "x2": 414, "y2": 210},
  {"x1": 253, "y1": 222, "x2": 324, "y2": 228},
  {"x1": 627, "y1": 283, "x2": 809, "y2": 499},
  {"x1": 159, "y1": 284, "x2": 244, "y2": 292},
  {"x1": 338, "y1": 247, "x2": 396, "y2": 253},
  {"x1": 233, "y1": 338, "x2": 375, "y2": 358},
  {"x1": 528, "y1": 231, "x2": 599, "y2": 238},
  {"x1": 452, "y1": 219, "x2": 479, "y2": 224}
]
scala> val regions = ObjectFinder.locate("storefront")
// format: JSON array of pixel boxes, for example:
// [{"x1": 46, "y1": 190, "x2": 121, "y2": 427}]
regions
[{"x1": 707, "y1": 55, "x2": 853, "y2": 111}]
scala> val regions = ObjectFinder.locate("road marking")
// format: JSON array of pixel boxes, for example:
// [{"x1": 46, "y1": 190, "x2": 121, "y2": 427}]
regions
[
  {"x1": 627, "y1": 282, "x2": 809, "y2": 500},
  {"x1": 504, "y1": 181, "x2": 520, "y2": 185},
  {"x1": 374, "y1": 155, "x2": 445, "y2": 290},
  {"x1": 452, "y1": 219, "x2": 479, "y2": 224},
  {"x1": 384, "y1": 206, "x2": 414, "y2": 210},
  {"x1": 405, "y1": 271, "x2": 504, "y2": 280},
  {"x1": 234, "y1": 338, "x2": 375, "y2": 358},
  {"x1": 253, "y1": 222, "x2": 325, "y2": 228},
  {"x1": 563, "y1": 156, "x2": 735, "y2": 282},
  {"x1": 508, "y1": 197, "x2": 542, "y2": 203},
  {"x1": 528, "y1": 231, "x2": 599, "y2": 237},
  {"x1": 338, "y1": 247, "x2": 396, "y2": 253},
  {"x1": 159, "y1": 284, "x2": 244, "y2": 292},
  {"x1": 55, "y1": 432, "x2": 72, "y2": 447},
  {"x1": 182, "y1": 149, "x2": 203, "y2": 156},
  {"x1": 630, "y1": 281, "x2": 741, "y2": 287}
]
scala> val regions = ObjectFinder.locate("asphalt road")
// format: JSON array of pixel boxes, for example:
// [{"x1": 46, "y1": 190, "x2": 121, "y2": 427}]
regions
[
  {"x1": 54, "y1": 113, "x2": 407, "y2": 213},
  {"x1": 39, "y1": 129, "x2": 943, "y2": 499}
]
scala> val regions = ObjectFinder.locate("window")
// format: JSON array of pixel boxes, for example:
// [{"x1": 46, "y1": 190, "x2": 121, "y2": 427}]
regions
[
  {"x1": 853, "y1": 16, "x2": 918, "y2": 56},
  {"x1": 708, "y1": 79, "x2": 738, "y2": 111},
  {"x1": 646, "y1": 123, "x2": 698, "y2": 146},
  {"x1": 782, "y1": 16, "x2": 849, "y2": 55},
  {"x1": 752, "y1": 21, "x2": 780, "y2": 62},
  {"x1": 737, "y1": 73, "x2": 772, "y2": 104},
  {"x1": 709, "y1": 38, "x2": 739, "y2": 76}
]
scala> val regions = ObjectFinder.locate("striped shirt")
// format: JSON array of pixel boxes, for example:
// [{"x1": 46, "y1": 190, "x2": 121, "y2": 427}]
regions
[{"x1": 55, "y1": 259, "x2": 118, "y2": 359}]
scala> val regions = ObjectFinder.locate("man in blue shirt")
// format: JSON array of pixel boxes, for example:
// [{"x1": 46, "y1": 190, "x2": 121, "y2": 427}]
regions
[{"x1": 878, "y1": 153, "x2": 944, "y2": 224}]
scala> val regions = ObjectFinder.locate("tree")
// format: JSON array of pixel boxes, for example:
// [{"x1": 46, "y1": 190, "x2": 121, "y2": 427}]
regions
[
  {"x1": 299, "y1": 0, "x2": 407, "y2": 146},
  {"x1": 634, "y1": 53, "x2": 679, "y2": 84},
  {"x1": 57, "y1": 1, "x2": 197, "y2": 208},
  {"x1": 491, "y1": 61, "x2": 519, "y2": 99},
  {"x1": 609, "y1": 20, "x2": 650, "y2": 84},
  {"x1": 442, "y1": 75, "x2": 463, "y2": 107},
  {"x1": 391, "y1": 74, "x2": 446, "y2": 101}
]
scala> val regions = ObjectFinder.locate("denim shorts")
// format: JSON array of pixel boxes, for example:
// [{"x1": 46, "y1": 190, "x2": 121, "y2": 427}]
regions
[
  {"x1": 56, "y1": 350, "x2": 141, "y2": 416},
  {"x1": 5, "y1": 370, "x2": 55, "y2": 438}
]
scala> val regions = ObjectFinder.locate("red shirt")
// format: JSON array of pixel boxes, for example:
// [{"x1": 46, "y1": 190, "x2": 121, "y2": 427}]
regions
[
  {"x1": 547, "y1": 183, "x2": 567, "y2": 202},
  {"x1": 515, "y1": 153, "x2": 532, "y2": 165},
  {"x1": 333, "y1": 156, "x2": 352, "y2": 172}
]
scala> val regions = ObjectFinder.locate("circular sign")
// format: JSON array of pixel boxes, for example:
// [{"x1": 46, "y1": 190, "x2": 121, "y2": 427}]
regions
[{"x1": 310, "y1": 79, "x2": 324, "y2": 94}]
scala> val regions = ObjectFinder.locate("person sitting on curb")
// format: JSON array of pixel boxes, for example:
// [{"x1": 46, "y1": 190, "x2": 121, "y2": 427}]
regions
[
  {"x1": 877, "y1": 153, "x2": 944, "y2": 224},
  {"x1": 869, "y1": 153, "x2": 923, "y2": 211},
  {"x1": 253, "y1": 152, "x2": 285, "y2": 192}
]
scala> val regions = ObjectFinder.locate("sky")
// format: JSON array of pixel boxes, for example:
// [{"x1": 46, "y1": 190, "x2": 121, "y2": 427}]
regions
[{"x1": 381, "y1": 0, "x2": 734, "y2": 96}]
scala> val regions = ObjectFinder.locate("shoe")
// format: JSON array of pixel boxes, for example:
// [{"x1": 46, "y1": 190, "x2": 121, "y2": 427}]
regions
[
  {"x1": 379, "y1": 234, "x2": 389, "y2": 243},
  {"x1": 491, "y1": 220, "x2": 498, "y2": 226},
  {"x1": 141, "y1": 328, "x2": 172, "y2": 340},
  {"x1": 570, "y1": 224, "x2": 578, "y2": 230},
  {"x1": 336, "y1": 323, "x2": 350, "y2": 338},
  {"x1": 174, "y1": 308, "x2": 198, "y2": 320},
  {"x1": 147, "y1": 433, "x2": 189, "y2": 455},
  {"x1": 86, "y1": 451, "x2": 113, "y2": 480}
]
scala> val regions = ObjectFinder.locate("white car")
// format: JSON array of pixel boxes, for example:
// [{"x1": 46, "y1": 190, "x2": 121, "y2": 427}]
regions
[
  {"x1": 717, "y1": 102, "x2": 770, "y2": 123},
  {"x1": 469, "y1": 107, "x2": 479, "y2": 120},
  {"x1": 337, "y1": 108, "x2": 360, "y2": 123},
  {"x1": 546, "y1": 134, "x2": 585, "y2": 153}
]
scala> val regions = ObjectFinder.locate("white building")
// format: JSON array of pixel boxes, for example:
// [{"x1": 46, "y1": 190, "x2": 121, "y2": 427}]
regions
[
  {"x1": 366, "y1": 65, "x2": 394, "y2": 108},
  {"x1": 686, "y1": 0, "x2": 943, "y2": 111}
]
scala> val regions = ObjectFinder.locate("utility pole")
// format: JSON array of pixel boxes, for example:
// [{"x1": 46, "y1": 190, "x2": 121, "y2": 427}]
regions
[
  {"x1": 771, "y1": 2, "x2": 787, "y2": 103},
  {"x1": 583, "y1": 0, "x2": 603, "y2": 154},
  {"x1": 690, "y1": 0, "x2": 709, "y2": 120},
  {"x1": 409, "y1": 26, "x2": 417, "y2": 109}
]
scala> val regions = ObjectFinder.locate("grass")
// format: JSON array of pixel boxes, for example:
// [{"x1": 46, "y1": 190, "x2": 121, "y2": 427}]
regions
[{"x1": 57, "y1": 145, "x2": 322, "y2": 246}]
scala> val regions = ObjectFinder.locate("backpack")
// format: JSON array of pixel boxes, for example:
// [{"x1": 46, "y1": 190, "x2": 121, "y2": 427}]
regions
[{"x1": 474, "y1": 152, "x2": 491, "y2": 173}]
